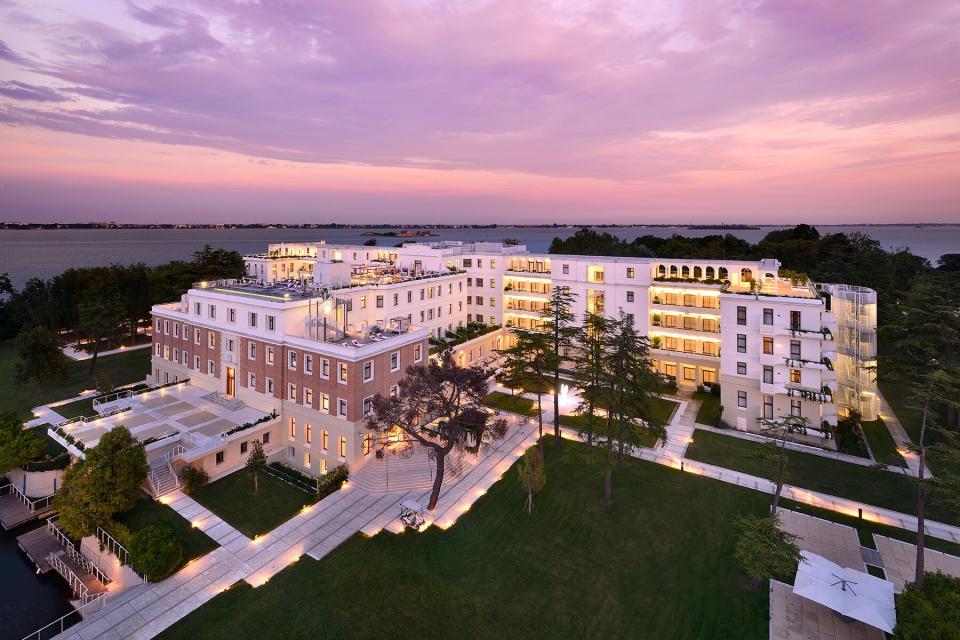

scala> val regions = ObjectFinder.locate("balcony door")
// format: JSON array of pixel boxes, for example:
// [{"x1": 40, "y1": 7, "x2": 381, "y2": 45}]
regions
[{"x1": 225, "y1": 367, "x2": 236, "y2": 397}]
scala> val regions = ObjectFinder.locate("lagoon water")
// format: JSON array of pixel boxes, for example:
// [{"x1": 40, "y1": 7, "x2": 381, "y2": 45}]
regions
[{"x1": 1, "y1": 225, "x2": 959, "y2": 288}]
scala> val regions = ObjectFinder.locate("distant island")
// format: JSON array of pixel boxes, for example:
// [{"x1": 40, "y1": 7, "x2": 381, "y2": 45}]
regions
[
  {"x1": 686, "y1": 224, "x2": 760, "y2": 230},
  {"x1": 361, "y1": 230, "x2": 436, "y2": 237}
]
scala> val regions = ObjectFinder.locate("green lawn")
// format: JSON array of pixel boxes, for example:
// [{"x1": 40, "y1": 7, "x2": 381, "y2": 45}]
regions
[
  {"x1": 693, "y1": 391, "x2": 722, "y2": 426},
  {"x1": 558, "y1": 413, "x2": 661, "y2": 448},
  {"x1": 52, "y1": 395, "x2": 96, "y2": 419},
  {"x1": 114, "y1": 497, "x2": 219, "y2": 568},
  {"x1": 483, "y1": 391, "x2": 539, "y2": 417},
  {"x1": 190, "y1": 468, "x2": 316, "y2": 538},
  {"x1": 860, "y1": 418, "x2": 905, "y2": 468},
  {"x1": 0, "y1": 340, "x2": 150, "y2": 419},
  {"x1": 685, "y1": 429, "x2": 958, "y2": 526},
  {"x1": 158, "y1": 438, "x2": 771, "y2": 640}
]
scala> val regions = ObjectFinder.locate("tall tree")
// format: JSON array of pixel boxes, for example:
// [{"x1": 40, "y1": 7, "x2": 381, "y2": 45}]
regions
[
  {"x1": 0, "y1": 414, "x2": 44, "y2": 474},
  {"x1": 498, "y1": 327, "x2": 553, "y2": 454},
  {"x1": 754, "y1": 415, "x2": 811, "y2": 515},
  {"x1": 246, "y1": 439, "x2": 267, "y2": 494},
  {"x1": 78, "y1": 281, "x2": 125, "y2": 374},
  {"x1": 13, "y1": 325, "x2": 67, "y2": 391},
  {"x1": 540, "y1": 286, "x2": 578, "y2": 441},
  {"x1": 571, "y1": 312, "x2": 609, "y2": 447},
  {"x1": 880, "y1": 271, "x2": 960, "y2": 588},
  {"x1": 55, "y1": 426, "x2": 148, "y2": 538},
  {"x1": 366, "y1": 350, "x2": 506, "y2": 511},
  {"x1": 517, "y1": 447, "x2": 545, "y2": 514}
]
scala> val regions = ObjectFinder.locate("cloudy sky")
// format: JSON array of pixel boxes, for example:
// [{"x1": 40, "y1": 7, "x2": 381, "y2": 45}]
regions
[{"x1": 1, "y1": 0, "x2": 958, "y2": 224}]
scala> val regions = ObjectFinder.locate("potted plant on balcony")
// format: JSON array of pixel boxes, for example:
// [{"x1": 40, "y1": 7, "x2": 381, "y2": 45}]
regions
[{"x1": 652, "y1": 313, "x2": 661, "y2": 326}]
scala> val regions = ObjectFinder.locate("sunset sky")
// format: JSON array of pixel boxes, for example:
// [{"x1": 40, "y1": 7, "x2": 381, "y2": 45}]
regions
[{"x1": 1, "y1": 0, "x2": 959, "y2": 224}]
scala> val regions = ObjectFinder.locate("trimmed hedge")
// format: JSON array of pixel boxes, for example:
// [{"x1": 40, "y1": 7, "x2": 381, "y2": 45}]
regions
[{"x1": 129, "y1": 524, "x2": 183, "y2": 581}]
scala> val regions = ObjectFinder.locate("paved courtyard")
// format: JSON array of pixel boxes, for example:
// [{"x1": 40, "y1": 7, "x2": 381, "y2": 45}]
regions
[
  {"x1": 874, "y1": 534, "x2": 960, "y2": 593},
  {"x1": 52, "y1": 420, "x2": 538, "y2": 640}
]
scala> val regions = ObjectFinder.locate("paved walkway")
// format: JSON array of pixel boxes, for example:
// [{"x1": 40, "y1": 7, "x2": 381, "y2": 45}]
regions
[
  {"x1": 769, "y1": 580, "x2": 883, "y2": 640},
  {"x1": 874, "y1": 534, "x2": 960, "y2": 593},
  {"x1": 52, "y1": 420, "x2": 537, "y2": 640},
  {"x1": 62, "y1": 342, "x2": 152, "y2": 361},
  {"x1": 876, "y1": 390, "x2": 928, "y2": 477}
]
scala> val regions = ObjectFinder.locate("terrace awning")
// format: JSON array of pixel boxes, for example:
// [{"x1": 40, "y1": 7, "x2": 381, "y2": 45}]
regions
[{"x1": 792, "y1": 551, "x2": 896, "y2": 633}]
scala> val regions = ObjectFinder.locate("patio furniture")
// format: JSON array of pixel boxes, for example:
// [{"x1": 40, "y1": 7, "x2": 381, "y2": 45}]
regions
[
  {"x1": 399, "y1": 500, "x2": 425, "y2": 529},
  {"x1": 792, "y1": 551, "x2": 896, "y2": 634}
]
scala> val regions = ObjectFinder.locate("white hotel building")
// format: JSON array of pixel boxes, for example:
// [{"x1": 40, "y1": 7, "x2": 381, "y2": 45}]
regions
[{"x1": 149, "y1": 239, "x2": 878, "y2": 478}]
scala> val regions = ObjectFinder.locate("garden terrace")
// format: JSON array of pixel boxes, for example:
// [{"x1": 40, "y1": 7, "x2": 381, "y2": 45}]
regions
[{"x1": 113, "y1": 496, "x2": 219, "y2": 570}]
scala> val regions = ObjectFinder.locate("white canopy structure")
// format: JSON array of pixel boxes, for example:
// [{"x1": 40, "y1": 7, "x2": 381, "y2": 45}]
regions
[{"x1": 792, "y1": 551, "x2": 896, "y2": 634}]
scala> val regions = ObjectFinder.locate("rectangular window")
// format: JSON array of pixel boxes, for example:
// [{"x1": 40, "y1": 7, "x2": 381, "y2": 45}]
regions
[
  {"x1": 322, "y1": 430, "x2": 329, "y2": 451},
  {"x1": 337, "y1": 398, "x2": 348, "y2": 418},
  {"x1": 208, "y1": 304, "x2": 216, "y2": 319},
  {"x1": 321, "y1": 393, "x2": 329, "y2": 412},
  {"x1": 228, "y1": 308, "x2": 236, "y2": 323},
  {"x1": 240, "y1": 441, "x2": 248, "y2": 454},
  {"x1": 304, "y1": 388, "x2": 313, "y2": 406},
  {"x1": 305, "y1": 424, "x2": 312, "y2": 445},
  {"x1": 702, "y1": 369, "x2": 717, "y2": 385},
  {"x1": 790, "y1": 310, "x2": 801, "y2": 330},
  {"x1": 266, "y1": 377, "x2": 274, "y2": 394},
  {"x1": 338, "y1": 363, "x2": 348, "y2": 383},
  {"x1": 208, "y1": 332, "x2": 216, "y2": 348},
  {"x1": 737, "y1": 361, "x2": 747, "y2": 375},
  {"x1": 763, "y1": 395, "x2": 774, "y2": 419},
  {"x1": 208, "y1": 360, "x2": 215, "y2": 375},
  {"x1": 683, "y1": 366, "x2": 696, "y2": 382},
  {"x1": 736, "y1": 306, "x2": 746, "y2": 325},
  {"x1": 390, "y1": 351, "x2": 400, "y2": 372},
  {"x1": 362, "y1": 361, "x2": 374, "y2": 382},
  {"x1": 763, "y1": 365, "x2": 773, "y2": 384},
  {"x1": 288, "y1": 383, "x2": 296, "y2": 400},
  {"x1": 304, "y1": 355, "x2": 313, "y2": 374},
  {"x1": 173, "y1": 323, "x2": 179, "y2": 338},
  {"x1": 248, "y1": 372, "x2": 256, "y2": 388},
  {"x1": 376, "y1": 295, "x2": 384, "y2": 308},
  {"x1": 338, "y1": 437, "x2": 346, "y2": 458},
  {"x1": 195, "y1": 328, "x2": 201, "y2": 344},
  {"x1": 303, "y1": 452, "x2": 311, "y2": 468},
  {"x1": 267, "y1": 347, "x2": 275, "y2": 364},
  {"x1": 763, "y1": 336, "x2": 773, "y2": 355},
  {"x1": 263, "y1": 432, "x2": 270, "y2": 445},
  {"x1": 562, "y1": 264, "x2": 569, "y2": 275},
  {"x1": 737, "y1": 390, "x2": 747, "y2": 408},
  {"x1": 288, "y1": 351, "x2": 297, "y2": 370},
  {"x1": 626, "y1": 267, "x2": 635, "y2": 279},
  {"x1": 194, "y1": 302, "x2": 201, "y2": 315},
  {"x1": 216, "y1": 451, "x2": 224, "y2": 465},
  {"x1": 763, "y1": 308, "x2": 774, "y2": 325},
  {"x1": 362, "y1": 396, "x2": 373, "y2": 416},
  {"x1": 626, "y1": 291, "x2": 635, "y2": 303},
  {"x1": 414, "y1": 344, "x2": 423, "y2": 362},
  {"x1": 790, "y1": 340, "x2": 801, "y2": 359},
  {"x1": 289, "y1": 418, "x2": 296, "y2": 439},
  {"x1": 790, "y1": 399, "x2": 802, "y2": 417},
  {"x1": 248, "y1": 312, "x2": 257, "y2": 327},
  {"x1": 737, "y1": 334, "x2": 747, "y2": 353},
  {"x1": 194, "y1": 355, "x2": 200, "y2": 370},
  {"x1": 267, "y1": 315, "x2": 275, "y2": 331},
  {"x1": 663, "y1": 363, "x2": 677, "y2": 377},
  {"x1": 248, "y1": 342, "x2": 257, "y2": 359},
  {"x1": 790, "y1": 368, "x2": 801, "y2": 384},
  {"x1": 321, "y1": 358, "x2": 330, "y2": 379},
  {"x1": 359, "y1": 295, "x2": 367, "y2": 310}
]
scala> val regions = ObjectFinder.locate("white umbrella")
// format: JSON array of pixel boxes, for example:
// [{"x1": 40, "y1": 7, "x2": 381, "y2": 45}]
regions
[{"x1": 793, "y1": 551, "x2": 896, "y2": 633}]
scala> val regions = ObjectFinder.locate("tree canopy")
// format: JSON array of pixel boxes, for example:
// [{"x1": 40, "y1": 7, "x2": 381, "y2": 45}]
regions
[{"x1": 0, "y1": 413, "x2": 44, "y2": 474}]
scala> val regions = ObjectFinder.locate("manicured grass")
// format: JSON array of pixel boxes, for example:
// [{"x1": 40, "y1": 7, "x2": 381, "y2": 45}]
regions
[
  {"x1": 502, "y1": 376, "x2": 554, "y2": 394},
  {"x1": 878, "y1": 378, "x2": 959, "y2": 476},
  {"x1": 860, "y1": 418, "x2": 905, "y2": 468},
  {"x1": 693, "y1": 391, "x2": 722, "y2": 426},
  {"x1": 558, "y1": 413, "x2": 661, "y2": 448},
  {"x1": 190, "y1": 468, "x2": 316, "y2": 538},
  {"x1": 158, "y1": 438, "x2": 771, "y2": 640},
  {"x1": 483, "y1": 391, "x2": 539, "y2": 417},
  {"x1": 114, "y1": 497, "x2": 219, "y2": 568},
  {"x1": 646, "y1": 396, "x2": 679, "y2": 425},
  {"x1": 52, "y1": 395, "x2": 96, "y2": 419},
  {"x1": 32, "y1": 424, "x2": 67, "y2": 458},
  {"x1": 0, "y1": 339, "x2": 150, "y2": 419},
  {"x1": 685, "y1": 429, "x2": 958, "y2": 526}
]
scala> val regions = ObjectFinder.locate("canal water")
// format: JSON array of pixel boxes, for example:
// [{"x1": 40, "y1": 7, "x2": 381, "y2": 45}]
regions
[{"x1": 0, "y1": 520, "x2": 74, "y2": 640}]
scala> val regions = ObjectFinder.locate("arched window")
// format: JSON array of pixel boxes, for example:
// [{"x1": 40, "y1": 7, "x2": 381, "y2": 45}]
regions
[
  {"x1": 693, "y1": 266, "x2": 703, "y2": 280},
  {"x1": 705, "y1": 266, "x2": 715, "y2": 280},
  {"x1": 681, "y1": 266, "x2": 690, "y2": 278},
  {"x1": 669, "y1": 265, "x2": 678, "y2": 277},
  {"x1": 718, "y1": 267, "x2": 728, "y2": 280},
  {"x1": 657, "y1": 264, "x2": 666, "y2": 278},
  {"x1": 741, "y1": 268, "x2": 753, "y2": 282}
]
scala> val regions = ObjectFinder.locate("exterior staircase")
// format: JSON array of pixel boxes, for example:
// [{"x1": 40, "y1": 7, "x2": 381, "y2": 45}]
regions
[
  {"x1": 351, "y1": 444, "x2": 468, "y2": 492},
  {"x1": 203, "y1": 392, "x2": 246, "y2": 411},
  {"x1": 147, "y1": 460, "x2": 179, "y2": 498}
]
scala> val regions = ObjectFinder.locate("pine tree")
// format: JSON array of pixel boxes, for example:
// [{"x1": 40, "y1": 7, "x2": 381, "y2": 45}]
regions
[{"x1": 539, "y1": 286, "x2": 578, "y2": 441}]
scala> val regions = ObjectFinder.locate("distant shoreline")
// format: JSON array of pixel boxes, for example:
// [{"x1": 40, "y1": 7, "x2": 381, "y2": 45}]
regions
[{"x1": 2, "y1": 222, "x2": 958, "y2": 231}]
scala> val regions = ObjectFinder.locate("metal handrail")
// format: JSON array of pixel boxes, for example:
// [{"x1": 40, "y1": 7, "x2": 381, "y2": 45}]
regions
[
  {"x1": 96, "y1": 526, "x2": 129, "y2": 564},
  {"x1": 47, "y1": 517, "x2": 111, "y2": 586},
  {"x1": 47, "y1": 551, "x2": 89, "y2": 600},
  {"x1": 19, "y1": 587, "x2": 106, "y2": 640},
  {"x1": 0, "y1": 483, "x2": 55, "y2": 512}
]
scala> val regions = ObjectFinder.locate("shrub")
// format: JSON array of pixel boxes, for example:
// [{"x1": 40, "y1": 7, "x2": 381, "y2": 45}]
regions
[
  {"x1": 103, "y1": 520, "x2": 134, "y2": 549},
  {"x1": 711, "y1": 383, "x2": 721, "y2": 397},
  {"x1": 129, "y1": 525, "x2": 183, "y2": 581},
  {"x1": 180, "y1": 466, "x2": 209, "y2": 495},
  {"x1": 317, "y1": 464, "x2": 349, "y2": 499},
  {"x1": 894, "y1": 572, "x2": 960, "y2": 640}
]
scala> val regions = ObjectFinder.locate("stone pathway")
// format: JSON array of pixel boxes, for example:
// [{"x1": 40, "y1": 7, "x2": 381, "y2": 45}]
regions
[
  {"x1": 660, "y1": 391, "x2": 695, "y2": 460},
  {"x1": 164, "y1": 492, "x2": 249, "y2": 547},
  {"x1": 62, "y1": 342, "x2": 152, "y2": 361},
  {"x1": 876, "y1": 390, "x2": 928, "y2": 478},
  {"x1": 873, "y1": 534, "x2": 960, "y2": 593},
  {"x1": 769, "y1": 580, "x2": 883, "y2": 640},
  {"x1": 52, "y1": 420, "x2": 537, "y2": 640}
]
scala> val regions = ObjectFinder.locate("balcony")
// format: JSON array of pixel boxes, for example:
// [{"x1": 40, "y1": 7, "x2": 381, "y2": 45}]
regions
[
  {"x1": 786, "y1": 384, "x2": 834, "y2": 403},
  {"x1": 783, "y1": 356, "x2": 834, "y2": 371},
  {"x1": 650, "y1": 299, "x2": 721, "y2": 316}
]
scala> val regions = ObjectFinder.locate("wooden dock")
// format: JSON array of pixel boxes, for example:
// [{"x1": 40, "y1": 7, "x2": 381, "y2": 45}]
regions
[
  {"x1": 16, "y1": 524, "x2": 63, "y2": 573},
  {"x1": 0, "y1": 492, "x2": 56, "y2": 530}
]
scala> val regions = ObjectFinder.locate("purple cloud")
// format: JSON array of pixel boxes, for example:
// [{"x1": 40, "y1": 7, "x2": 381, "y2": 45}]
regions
[{"x1": 0, "y1": 80, "x2": 69, "y2": 102}]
